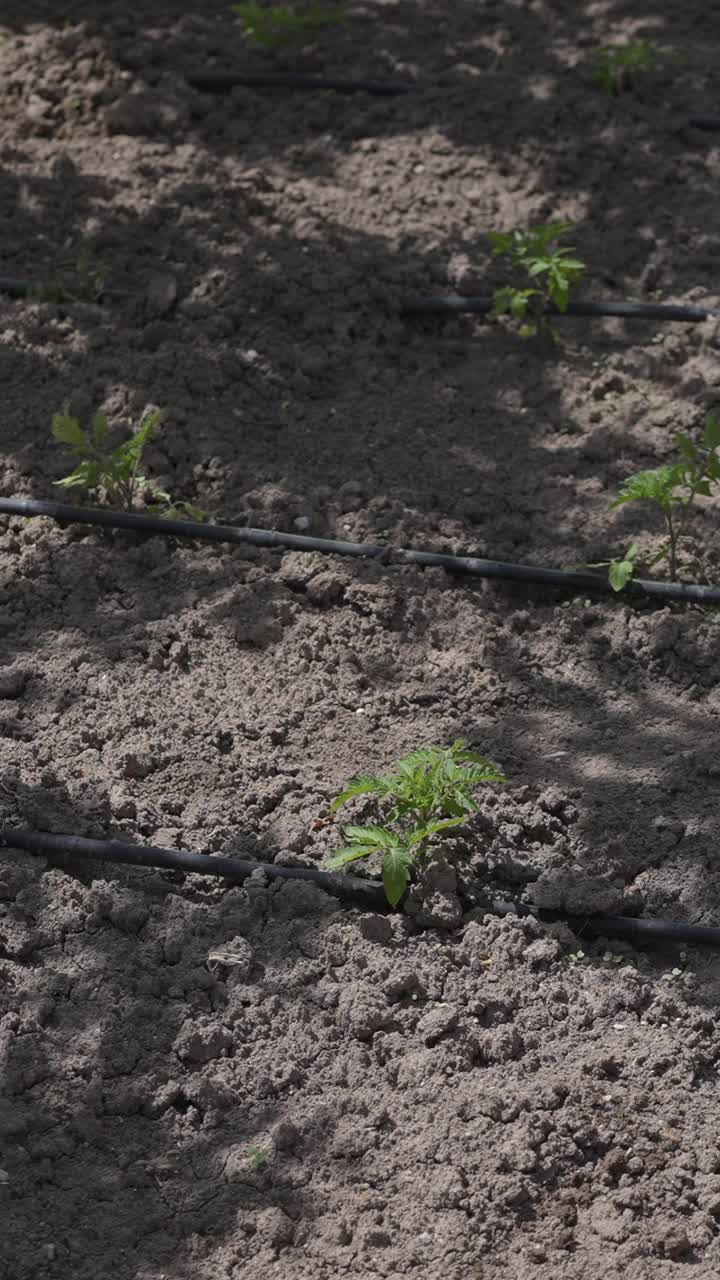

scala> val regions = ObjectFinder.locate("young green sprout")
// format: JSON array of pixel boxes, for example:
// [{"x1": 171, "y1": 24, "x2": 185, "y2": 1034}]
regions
[
  {"x1": 593, "y1": 41, "x2": 680, "y2": 96},
  {"x1": 582, "y1": 542, "x2": 641, "y2": 593},
  {"x1": 32, "y1": 250, "x2": 107, "y2": 305},
  {"x1": 488, "y1": 222, "x2": 585, "y2": 339},
  {"x1": 51, "y1": 406, "x2": 208, "y2": 519},
  {"x1": 231, "y1": 2, "x2": 344, "y2": 51},
  {"x1": 324, "y1": 740, "x2": 507, "y2": 906},
  {"x1": 606, "y1": 416, "x2": 720, "y2": 585},
  {"x1": 245, "y1": 1145, "x2": 270, "y2": 1169}
]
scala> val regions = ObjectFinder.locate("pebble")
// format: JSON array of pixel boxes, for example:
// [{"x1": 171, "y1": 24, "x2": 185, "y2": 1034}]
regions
[{"x1": 0, "y1": 667, "x2": 27, "y2": 699}]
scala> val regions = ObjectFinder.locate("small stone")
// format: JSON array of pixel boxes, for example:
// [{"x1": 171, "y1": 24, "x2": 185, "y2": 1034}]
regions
[
  {"x1": 0, "y1": 667, "x2": 27, "y2": 699},
  {"x1": 306, "y1": 571, "x2": 345, "y2": 606},
  {"x1": 145, "y1": 272, "x2": 177, "y2": 317},
  {"x1": 272, "y1": 1120, "x2": 300, "y2": 1151},
  {"x1": 140, "y1": 320, "x2": 170, "y2": 352},
  {"x1": 104, "y1": 92, "x2": 160, "y2": 136},
  {"x1": 109, "y1": 788, "x2": 136, "y2": 819},
  {"x1": 338, "y1": 984, "x2": 392, "y2": 1040},
  {"x1": 293, "y1": 515, "x2": 311, "y2": 531},
  {"x1": 655, "y1": 1226, "x2": 690, "y2": 1259},
  {"x1": 417, "y1": 1005, "x2": 459, "y2": 1045},
  {"x1": 257, "y1": 1206, "x2": 295, "y2": 1248},
  {"x1": 174, "y1": 1021, "x2": 232, "y2": 1064},
  {"x1": 358, "y1": 915, "x2": 393, "y2": 944},
  {"x1": 119, "y1": 749, "x2": 158, "y2": 780}
]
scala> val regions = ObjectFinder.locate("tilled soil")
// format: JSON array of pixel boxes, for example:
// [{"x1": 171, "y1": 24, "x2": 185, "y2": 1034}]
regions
[{"x1": 2, "y1": 3, "x2": 720, "y2": 1277}]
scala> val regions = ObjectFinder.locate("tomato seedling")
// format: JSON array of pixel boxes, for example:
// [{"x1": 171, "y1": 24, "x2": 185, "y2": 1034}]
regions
[
  {"x1": 325, "y1": 740, "x2": 507, "y2": 906},
  {"x1": 52, "y1": 406, "x2": 207, "y2": 519},
  {"x1": 231, "y1": 2, "x2": 344, "y2": 51},
  {"x1": 488, "y1": 222, "x2": 585, "y2": 338},
  {"x1": 610, "y1": 416, "x2": 720, "y2": 583},
  {"x1": 593, "y1": 41, "x2": 681, "y2": 96}
]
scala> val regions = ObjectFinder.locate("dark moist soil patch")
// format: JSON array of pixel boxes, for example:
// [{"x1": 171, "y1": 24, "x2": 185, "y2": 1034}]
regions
[{"x1": 2, "y1": 3, "x2": 720, "y2": 1278}]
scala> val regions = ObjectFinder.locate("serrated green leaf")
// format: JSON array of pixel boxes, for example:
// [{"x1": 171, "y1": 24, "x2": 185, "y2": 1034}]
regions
[
  {"x1": 406, "y1": 816, "x2": 466, "y2": 846},
  {"x1": 330, "y1": 775, "x2": 387, "y2": 811},
  {"x1": 53, "y1": 469, "x2": 88, "y2": 490},
  {"x1": 342, "y1": 824, "x2": 398, "y2": 850},
  {"x1": 608, "y1": 558, "x2": 634, "y2": 591},
  {"x1": 676, "y1": 431, "x2": 698, "y2": 462},
  {"x1": 488, "y1": 231, "x2": 513, "y2": 255},
  {"x1": 396, "y1": 747, "x2": 438, "y2": 771},
  {"x1": 51, "y1": 411, "x2": 86, "y2": 448},
  {"x1": 703, "y1": 415, "x2": 720, "y2": 449},
  {"x1": 115, "y1": 409, "x2": 161, "y2": 469},
  {"x1": 612, "y1": 465, "x2": 686, "y2": 510},
  {"x1": 324, "y1": 845, "x2": 375, "y2": 870},
  {"x1": 383, "y1": 847, "x2": 412, "y2": 906},
  {"x1": 509, "y1": 289, "x2": 536, "y2": 318},
  {"x1": 93, "y1": 411, "x2": 110, "y2": 446}
]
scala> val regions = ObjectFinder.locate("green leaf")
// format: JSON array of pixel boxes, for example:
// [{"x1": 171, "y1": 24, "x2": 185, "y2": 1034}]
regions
[
  {"x1": 406, "y1": 816, "x2": 466, "y2": 846},
  {"x1": 611, "y1": 465, "x2": 686, "y2": 511},
  {"x1": 510, "y1": 289, "x2": 536, "y2": 318},
  {"x1": 330, "y1": 775, "x2": 387, "y2": 811},
  {"x1": 488, "y1": 231, "x2": 514, "y2": 256},
  {"x1": 383, "y1": 847, "x2": 412, "y2": 906},
  {"x1": 395, "y1": 747, "x2": 438, "y2": 772},
  {"x1": 54, "y1": 459, "x2": 102, "y2": 492},
  {"x1": 676, "y1": 431, "x2": 698, "y2": 463},
  {"x1": 464, "y1": 762, "x2": 508, "y2": 784},
  {"x1": 51, "y1": 411, "x2": 86, "y2": 448},
  {"x1": 703, "y1": 415, "x2": 720, "y2": 449},
  {"x1": 53, "y1": 469, "x2": 88, "y2": 490},
  {"x1": 92, "y1": 411, "x2": 110, "y2": 446},
  {"x1": 324, "y1": 845, "x2": 375, "y2": 870},
  {"x1": 179, "y1": 503, "x2": 209, "y2": 522},
  {"x1": 608, "y1": 557, "x2": 635, "y2": 591},
  {"x1": 342, "y1": 824, "x2": 398, "y2": 849},
  {"x1": 115, "y1": 408, "x2": 161, "y2": 468}
]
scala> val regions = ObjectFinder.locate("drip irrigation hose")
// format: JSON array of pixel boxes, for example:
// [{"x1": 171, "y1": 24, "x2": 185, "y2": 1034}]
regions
[
  {"x1": 4, "y1": 828, "x2": 720, "y2": 948},
  {"x1": 402, "y1": 295, "x2": 720, "y2": 323},
  {"x1": 687, "y1": 115, "x2": 720, "y2": 131},
  {"x1": 0, "y1": 277, "x2": 138, "y2": 304},
  {"x1": 185, "y1": 69, "x2": 415, "y2": 95},
  {"x1": 2, "y1": 273, "x2": 714, "y2": 325},
  {"x1": 3, "y1": 496, "x2": 720, "y2": 604},
  {"x1": 2, "y1": 828, "x2": 384, "y2": 907}
]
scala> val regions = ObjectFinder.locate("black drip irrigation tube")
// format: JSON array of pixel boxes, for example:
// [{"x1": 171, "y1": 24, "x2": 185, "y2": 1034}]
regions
[
  {"x1": 184, "y1": 71, "x2": 720, "y2": 131},
  {"x1": 687, "y1": 115, "x2": 720, "y2": 131},
  {"x1": 4, "y1": 496, "x2": 720, "y2": 605},
  {"x1": 185, "y1": 69, "x2": 415, "y2": 95},
  {"x1": 2, "y1": 274, "x2": 715, "y2": 326},
  {"x1": 0, "y1": 277, "x2": 138, "y2": 304},
  {"x1": 4, "y1": 828, "x2": 720, "y2": 949},
  {"x1": 402, "y1": 295, "x2": 720, "y2": 323}
]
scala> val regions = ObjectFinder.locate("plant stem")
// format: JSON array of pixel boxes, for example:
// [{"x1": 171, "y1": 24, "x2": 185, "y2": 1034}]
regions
[{"x1": 666, "y1": 509, "x2": 678, "y2": 581}]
